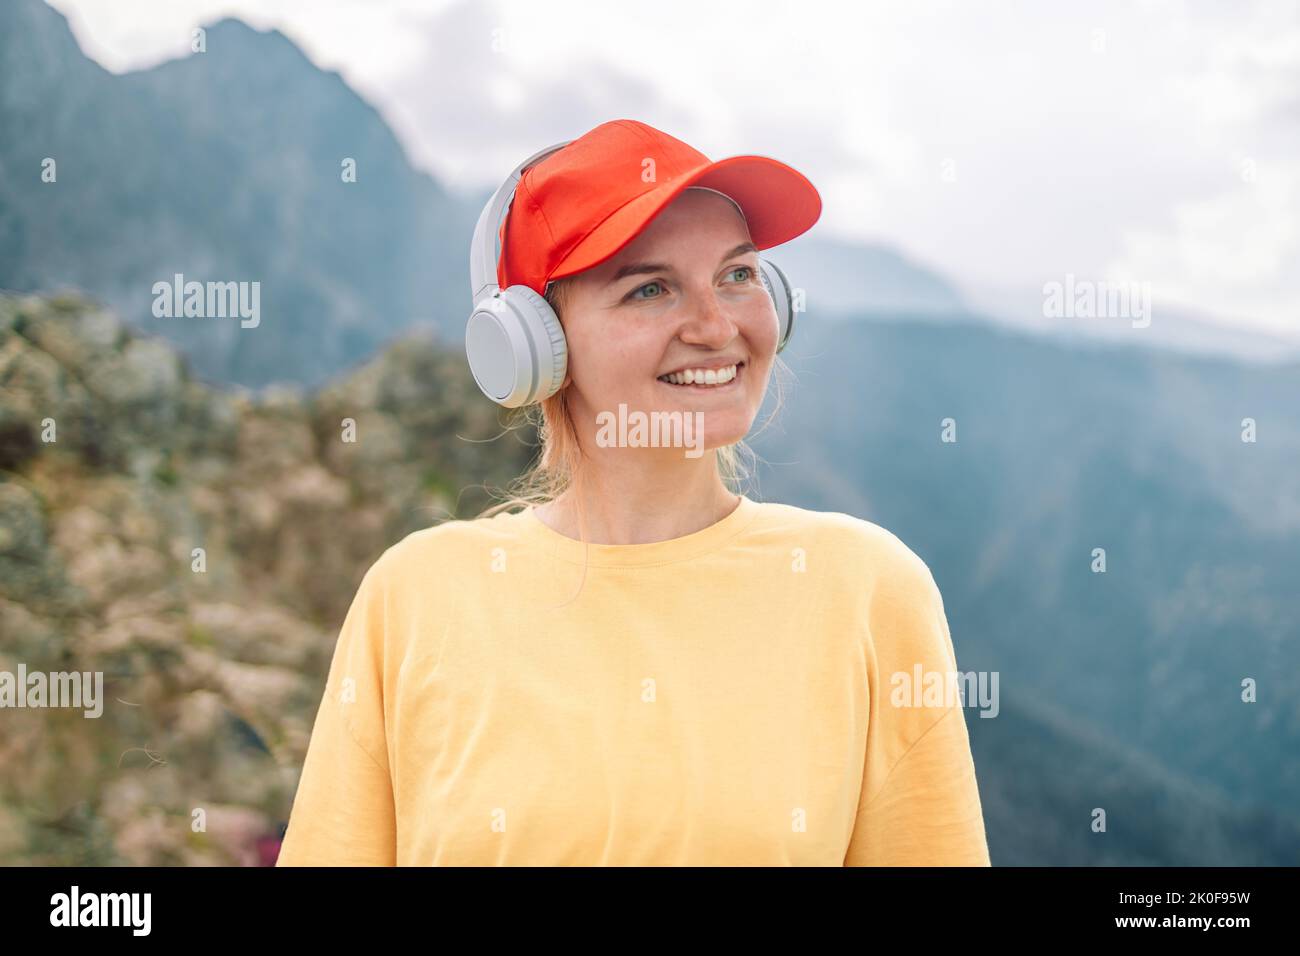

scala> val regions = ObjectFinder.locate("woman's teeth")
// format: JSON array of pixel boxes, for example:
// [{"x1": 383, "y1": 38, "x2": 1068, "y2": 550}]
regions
[{"x1": 657, "y1": 363, "x2": 740, "y2": 387}]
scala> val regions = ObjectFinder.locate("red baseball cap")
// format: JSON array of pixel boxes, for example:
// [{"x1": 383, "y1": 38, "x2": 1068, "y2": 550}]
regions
[{"x1": 496, "y1": 118, "x2": 822, "y2": 296}]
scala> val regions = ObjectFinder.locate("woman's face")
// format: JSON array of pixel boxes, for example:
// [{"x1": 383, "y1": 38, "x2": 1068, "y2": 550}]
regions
[{"x1": 556, "y1": 188, "x2": 778, "y2": 454}]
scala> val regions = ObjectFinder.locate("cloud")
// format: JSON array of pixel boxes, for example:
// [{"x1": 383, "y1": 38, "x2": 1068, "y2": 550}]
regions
[
  {"x1": 377, "y1": 0, "x2": 695, "y2": 198},
  {"x1": 1109, "y1": 164, "x2": 1299, "y2": 336}
]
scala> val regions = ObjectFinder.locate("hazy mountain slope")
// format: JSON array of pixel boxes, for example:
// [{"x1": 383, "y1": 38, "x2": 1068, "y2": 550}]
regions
[
  {"x1": 754, "y1": 314, "x2": 1300, "y2": 821},
  {"x1": 961, "y1": 283, "x2": 1300, "y2": 364},
  {"x1": 763, "y1": 235, "x2": 967, "y2": 317},
  {"x1": 973, "y1": 691, "x2": 1300, "y2": 865},
  {"x1": 0, "y1": 0, "x2": 476, "y2": 389}
]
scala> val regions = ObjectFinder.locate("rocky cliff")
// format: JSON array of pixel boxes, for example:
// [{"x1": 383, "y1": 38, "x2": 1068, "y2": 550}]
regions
[{"x1": 0, "y1": 291, "x2": 533, "y2": 864}]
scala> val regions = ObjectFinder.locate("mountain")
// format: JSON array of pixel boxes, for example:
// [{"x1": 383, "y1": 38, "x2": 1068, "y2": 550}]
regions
[
  {"x1": 753, "y1": 312, "x2": 1300, "y2": 832},
  {"x1": 15, "y1": 0, "x2": 1275, "y2": 392},
  {"x1": 961, "y1": 282, "x2": 1300, "y2": 364},
  {"x1": 762, "y1": 235, "x2": 968, "y2": 318},
  {"x1": 0, "y1": 0, "x2": 477, "y2": 389},
  {"x1": 0, "y1": 0, "x2": 992, "y2": 392},
  {"x1": 974, "y1": 691, "x2": 1300, "y2": 865}
]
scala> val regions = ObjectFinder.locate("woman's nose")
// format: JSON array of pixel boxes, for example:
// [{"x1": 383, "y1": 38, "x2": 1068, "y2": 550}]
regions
[{"x1": 677, "y1": 291, "x2": 737, "y2": 347}]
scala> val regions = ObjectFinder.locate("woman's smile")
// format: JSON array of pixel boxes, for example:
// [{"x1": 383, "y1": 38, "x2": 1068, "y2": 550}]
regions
[{"x1": 656, "y1": 360, "x2": 746, "y2": 393}]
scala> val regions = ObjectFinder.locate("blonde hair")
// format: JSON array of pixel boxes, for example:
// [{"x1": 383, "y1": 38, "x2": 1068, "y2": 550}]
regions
[{"x1": 471, "y1": 274, "x2": 792, "y2": 601}]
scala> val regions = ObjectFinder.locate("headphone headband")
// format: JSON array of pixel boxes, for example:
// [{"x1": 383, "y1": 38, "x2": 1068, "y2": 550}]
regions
[{"x1": 469, "y1": 140, "x2": 572, "y2": 304}]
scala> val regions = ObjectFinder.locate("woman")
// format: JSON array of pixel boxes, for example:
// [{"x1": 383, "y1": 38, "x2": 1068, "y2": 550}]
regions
[{"x1": 277, "y1": 119, "x2": 991, "y2": 866}]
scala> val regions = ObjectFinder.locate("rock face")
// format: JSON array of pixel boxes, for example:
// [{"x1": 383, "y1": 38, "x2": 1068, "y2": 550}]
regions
[{"x1": 0, "y1": 291, "x2": 534, "y2": 865}]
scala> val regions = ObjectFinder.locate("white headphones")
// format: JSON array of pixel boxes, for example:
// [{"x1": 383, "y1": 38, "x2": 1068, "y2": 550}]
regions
[{"x1": 466, "y1": 141, "x2": 799, "y2": 408}]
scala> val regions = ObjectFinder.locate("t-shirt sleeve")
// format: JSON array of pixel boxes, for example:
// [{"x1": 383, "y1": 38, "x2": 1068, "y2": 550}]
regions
[
  {"x1": 843, "y1": 543, "x2": 991, "y2": 866},
  {"x1": 276, "y1": 551, "x2": 397, "y2": 866}
]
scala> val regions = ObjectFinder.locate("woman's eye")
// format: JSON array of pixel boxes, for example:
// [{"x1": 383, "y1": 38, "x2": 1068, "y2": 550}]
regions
[{"x1": 629, "y1": 280, "x2": 665, "y2": 300}]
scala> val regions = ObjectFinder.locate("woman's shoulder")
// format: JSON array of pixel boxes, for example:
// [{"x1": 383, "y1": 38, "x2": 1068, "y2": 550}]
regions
[
  {"x1": 365, "y1": 509, "x2": 526, "y2": 583},
  {"x1": 759, "y1": 503, "x2": 952, "y2": 670},
  {"x1": 752, "y1": 499, "x2": 939, "y2": 600}
]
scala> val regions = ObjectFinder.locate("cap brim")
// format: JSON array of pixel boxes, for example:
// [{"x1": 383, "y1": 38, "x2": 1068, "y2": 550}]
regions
[{"x1": 547, "y1": 155, "x2": 822, "y2": 284}]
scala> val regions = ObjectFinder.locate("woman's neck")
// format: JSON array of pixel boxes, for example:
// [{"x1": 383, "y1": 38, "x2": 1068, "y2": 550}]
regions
[{"x1": 533, "y1": 475, "x2": 740, "y2": 546}]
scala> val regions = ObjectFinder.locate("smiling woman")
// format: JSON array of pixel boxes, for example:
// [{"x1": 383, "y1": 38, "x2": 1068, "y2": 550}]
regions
[
  {"x1": 491, "y1": 180, "x2": 805, "y2": 541},
  {"x1": 525, "y1": 212, "x2": 773, "y2": 535},
  {"x1": 276, "y1": 118, "x2": 992, "y2": 868}
]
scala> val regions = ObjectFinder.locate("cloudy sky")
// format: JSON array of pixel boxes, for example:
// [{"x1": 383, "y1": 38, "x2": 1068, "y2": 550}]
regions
[{"x1": 46, "y1": 0, "x2": 1300, "y2": 340}]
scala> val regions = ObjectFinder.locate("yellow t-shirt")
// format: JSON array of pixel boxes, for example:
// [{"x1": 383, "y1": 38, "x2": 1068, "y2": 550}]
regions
[{"x1": 276, "y1": 494, "x2": 991, "y2": 866}]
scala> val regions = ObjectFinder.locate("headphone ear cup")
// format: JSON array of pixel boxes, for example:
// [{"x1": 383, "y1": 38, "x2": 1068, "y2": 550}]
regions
[
  {"x1": 516, "y1": 284, "x2": 568, "y2": 401},
  {"x1": 465, "y1": 285, "x2": 568, "y2": 407},
  {"x1": 757, "y1": 258, "x2": 795, "y2": 353}
]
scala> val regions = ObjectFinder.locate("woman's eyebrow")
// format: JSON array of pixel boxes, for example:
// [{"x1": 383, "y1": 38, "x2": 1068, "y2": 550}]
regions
[{"x1": 606, "y1": 242, "x2": 759, "y2": 285}]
